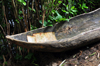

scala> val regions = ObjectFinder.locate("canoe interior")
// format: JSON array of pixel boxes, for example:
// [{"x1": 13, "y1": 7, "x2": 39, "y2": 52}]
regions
[
  {"x1": 6, "y1": 8, "x2": 100, "y2": 52},
  {"x1": 10, "y1": 8, "x2": 100, "y2": 42}
]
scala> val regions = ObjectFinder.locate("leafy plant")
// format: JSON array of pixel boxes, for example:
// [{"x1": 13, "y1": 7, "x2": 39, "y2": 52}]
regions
[
  {"x1": 31, "y1": 61, "x2": 39, "y2": 66},
  {"x1": 78, "y1": 3, "x2": 88, "y2": 12},
  {"x1": 49, "y1": 11, "x2": 69, "y2": 22},
  {"x1": 0, "y1": 55, "x2": 3, "y2": 60},
  {"x1": 89, "y1": 52, "x2": 96, "y2": 56},
  {"x1": 4, "y1": 62, "x2": 7, "y2": 65},
  {"x1": 24, "y1": 53, "x2": 33, "y2": 60},
  {"x1": 15, "y1": 19, "x2": 19, "y2": 23},
  {"x1": 18, "y1": 9, "x2": 23, "y2": 15},
  {"x1": 18, "y1": 0, "x2": 26, "y2": 6},
  {"x1": 15, "y1": 53, "x2": 22, "y2": 60},
  {"x1": 62, "y1": 0, "x2": 78, "y2": 18},
  {"x1": 1, "y1": 0, "x2": 100, "y2": 65},
  {"x1": 31, "y1": 56, "x2": 38, "y2": 66},
  {"x1": 39, "y1": 20, "x2": 48, "y2": 27},
  {"x1": 31, "y1": 25, "x2": 37, "y2": 30},
  {"x1": 59, "y1": 59, "x2": 67, "y2": 66},
  {"x1": 28, "y1": 7, "x2": 36, "y2": 12}
]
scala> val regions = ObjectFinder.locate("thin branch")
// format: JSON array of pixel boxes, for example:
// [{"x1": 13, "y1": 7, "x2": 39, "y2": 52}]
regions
[
  {"x1": 0, "y1": 25, "x2": 6, "y2": 36},
  {"x1": 35, "y1": 0, "x2": 39, "y2": 20},
  {"x1": 22, "y1": 6, "x2": 29, "y2": 31},
  {"x1": 2, "y1": 3, "x2": 10, "y2": 35},
  {"x1": 0, "y1": 25, "x2": 14, "y2": 61},
  {"x1": 42, "y1": 10, "x2": 46, "y2": 27},
  {"x1": 3, "y1": 55, "x2": 6, "y2": 66},
  {"x1": 27, "y1": 0, "x2": 31, "y2": 30}
]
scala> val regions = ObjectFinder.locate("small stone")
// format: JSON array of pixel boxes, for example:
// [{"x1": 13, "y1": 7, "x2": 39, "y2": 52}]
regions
[
  {"x1": 85, "y1": 56, "x2": 89, "y2": 59},
  {"x1": 52, "y1": 62, "x2": 58, "y2": 66},
  {"x1": 98, "y1": 64, "x2": 100, "y2": 66},
  {"x1": 97, "y1": 53, "x2": 100, "y2": 58},
  {"x1": 75, "y1": 65, "x2": 77, "y2": 66},
  {"x1": 88, "y1": 56, "x2": 96, "y2": 62}
]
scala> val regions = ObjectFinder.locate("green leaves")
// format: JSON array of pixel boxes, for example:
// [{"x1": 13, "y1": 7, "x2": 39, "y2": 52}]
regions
[
  {"x1": 78, "y1": 2, "x2": 88, "y2": 12},
  {"x1": 82, "y1": 3, "x2": 88, "y2": 9},
  {"x1": 18, "y1": 16, "x2": 23, "y2": 20},
  {"x1": 4, "y1": 62, "x2": 7, "y2": 65},
  {"x1": 0, "y1": 55, "x2": 3, "y2": 60},
  {"x1": 49, "y1": 11, "x2": 69, "y2": 22},
  {"x1": 79, "y1": 3, "x2": 88, "y2": 10},
  {"x1": 28, "y1": 7, "x2": 32, "y2": 10},
  {"x1": 0, "y1": 1, "x2": 2, "y2": 3},
  {"x1": 62, "y1": 3, "x2": 77, "y2": 16},
  {"x1": 18, "y1": 9, "x2": 22, "y2": 14},
  {"x1": 55, "y1": 11, "x2": 63, "y2": 22},
  {"x1": 15, "y1": 53, "x2": 22, "y2": 60},
  {"x1": 54, "y1": 11, "x2": 69, "y2": 22},
  {"x1": 58, "y1": 1, "x2": 62, "y2": 4},
  {"x1": 89, "y1": 52, "x2": 96, "y2": 56},
  {"x1": 24, "y1": 53, "x2": 33, "y2": 60},
  {"x1": 23, "y1": 2, "x2": 26, "y2": 6},
  {"x1": 39, "y1": 20, "x2": 53, "y2": 27},
  {"x1": 39, "y1": 20, "x2": 47, "y2": 27},
  {"x1": 18, "y1": 0, "x2": 26, "y2": 6},
  {"x1": 31, "y1": 25, "x2": 37, "y2": 30},
  {"x1": 28, "y1": 7, "x2": 36, "y2": 12},
  {"x1": 15, "y1": 19, "x2": 19, "y2": 23}
]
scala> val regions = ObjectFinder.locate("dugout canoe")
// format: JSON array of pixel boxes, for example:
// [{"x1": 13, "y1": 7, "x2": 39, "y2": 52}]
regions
[{"x1": 6, "y1": 8, "x2": 100, "y2": 52}]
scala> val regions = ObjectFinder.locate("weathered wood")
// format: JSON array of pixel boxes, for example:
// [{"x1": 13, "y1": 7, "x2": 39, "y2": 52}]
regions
[{"x1": 6, "y1": 8, "x2": 100, "y2": 52}]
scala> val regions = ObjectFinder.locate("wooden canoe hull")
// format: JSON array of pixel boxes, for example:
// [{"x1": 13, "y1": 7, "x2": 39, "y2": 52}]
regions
[{"x1": 6, "y1": 8, "x2": 100, "y2": 52}]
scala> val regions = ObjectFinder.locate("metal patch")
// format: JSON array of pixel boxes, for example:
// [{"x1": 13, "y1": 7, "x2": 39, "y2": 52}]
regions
[{"x1": 27, "y1": 32, "x2": 57, "y2": 43}]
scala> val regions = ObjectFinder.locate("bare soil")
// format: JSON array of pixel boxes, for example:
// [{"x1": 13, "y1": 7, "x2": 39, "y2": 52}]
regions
[
  {"x1": 35, "y1": 41, "x2": 100, "y2": 66},
  {"x1": 0, "y1": 41, "x2": 100, "y2": 66}
]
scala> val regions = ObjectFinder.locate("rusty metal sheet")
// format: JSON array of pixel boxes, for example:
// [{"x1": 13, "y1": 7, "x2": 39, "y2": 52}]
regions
[{"x1": 27, "y1": 32, "x2": 57, "y2": 43}]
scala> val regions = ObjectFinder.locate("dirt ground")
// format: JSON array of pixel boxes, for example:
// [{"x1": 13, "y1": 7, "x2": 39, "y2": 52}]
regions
[
  {"x1": 0, "y1": 41, "x2": 100, "y2": 66},
  {"x1": 35, "y1": 41, "x2": 100, "y2": 66}
]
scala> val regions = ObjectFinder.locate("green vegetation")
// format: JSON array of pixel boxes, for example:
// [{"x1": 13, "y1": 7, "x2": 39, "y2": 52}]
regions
[
  {"x1": 89, "y1": 52, "x2": 96, "y2": 56},
  {"x1": 0, "y1": 0, "x2": 100, "y2": 65}
]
